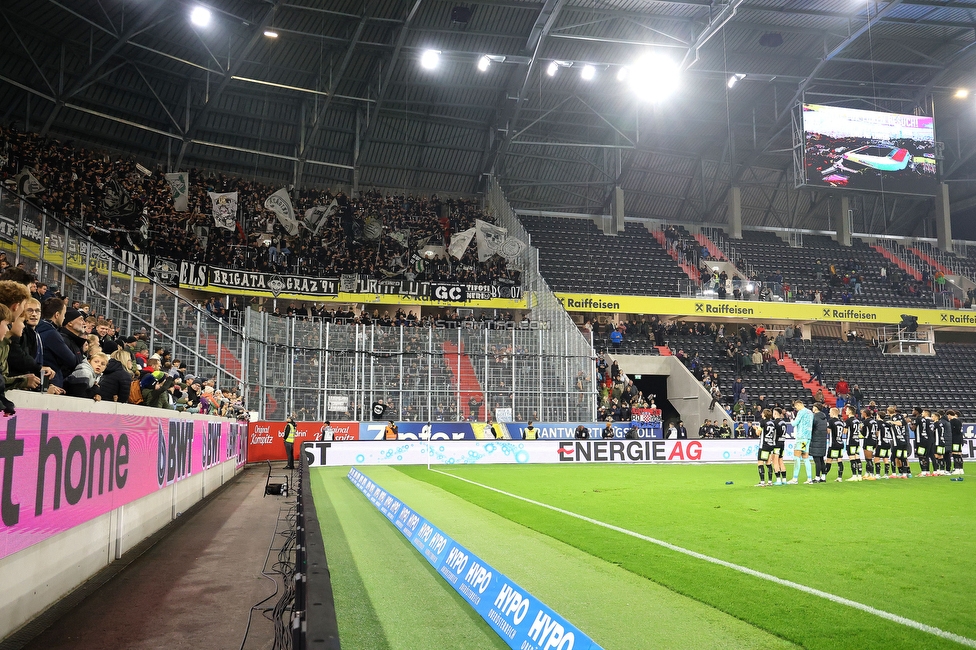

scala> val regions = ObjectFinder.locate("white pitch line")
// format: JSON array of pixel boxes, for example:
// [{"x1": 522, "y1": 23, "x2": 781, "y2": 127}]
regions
[{"x1": 429, "y1": 468, "x2": 976, "y2": 648}]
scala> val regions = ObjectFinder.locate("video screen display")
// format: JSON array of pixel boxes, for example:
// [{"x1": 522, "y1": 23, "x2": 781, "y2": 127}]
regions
[{"x1": 802, "y1": 103, "x2": 937, "y2": 195}]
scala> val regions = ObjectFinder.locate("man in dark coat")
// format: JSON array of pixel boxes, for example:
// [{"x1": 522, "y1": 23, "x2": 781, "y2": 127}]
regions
[{"x1": 809, "y1": 403, "x2": 830, "y2": 483}]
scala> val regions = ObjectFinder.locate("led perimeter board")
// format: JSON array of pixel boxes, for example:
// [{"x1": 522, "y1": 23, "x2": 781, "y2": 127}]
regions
[{"x1": 796, "y1": 103, "x2": 937, "y2": 196}]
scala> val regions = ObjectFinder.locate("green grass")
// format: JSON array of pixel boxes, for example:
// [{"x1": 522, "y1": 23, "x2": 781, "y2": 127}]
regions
[
  {"x1": 399, "y1": 463, "x2": 975, "y2": 650},
  {"x1": 309, "y1": 468, "x2": 507, "y2": 650},
  {"x1": 355, "y1": 466, "x2": 799, "y2": 650}
]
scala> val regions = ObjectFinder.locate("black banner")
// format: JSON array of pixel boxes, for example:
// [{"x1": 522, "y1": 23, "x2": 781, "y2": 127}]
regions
[{"x1": 176, "y1": 262, "x2": 519, "y2": 302}]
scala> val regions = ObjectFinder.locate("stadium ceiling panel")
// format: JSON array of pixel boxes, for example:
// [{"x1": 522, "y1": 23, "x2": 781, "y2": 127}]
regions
[{"x1": 1, "y1": 0, "x2": 975, "y2": 234}]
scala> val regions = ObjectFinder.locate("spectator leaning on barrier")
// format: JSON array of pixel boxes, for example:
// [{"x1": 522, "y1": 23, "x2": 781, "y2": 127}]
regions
[
  {"x1": 65, "y1": 352, "x2": 108, "y2": 400},
  {"x1": 0, "y1": 310, "x2": 42, "y2": 393},
  {"x1": 0, "y1": 305, "x2": 16, "y2": 415}
]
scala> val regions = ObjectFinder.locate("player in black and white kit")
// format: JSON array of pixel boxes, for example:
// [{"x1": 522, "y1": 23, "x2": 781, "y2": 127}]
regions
[
  {"x1": 931, "y1": 411, "x2": 950, "y2": 475},
  {"x1": 863, "y1": 409, "x2": 881, "y2": 480},
  {"x1": 756, "y1": 409, "x2": 777, "y2": 487},
  {"x1": 876, "y1": 411, "x2": 895, "y2": 479},
  {"x1": 824, "y1": 407, "x2": 847, "y2": 482},
  {"x1": 912, "y1": 408, "x2": 933, "y2": 477},
  {"x1": 888, "y1": 406, "x2": 911, "y2": 478},
  {"x1": 844, "y1": 405, "x2": 863, "y2": 481},
  {"x1": 946, "y1": 410, "x2": 965, "y2": 475},
  {"x1": 772, "y1": 407, "x2": 789, "y2": 484}
]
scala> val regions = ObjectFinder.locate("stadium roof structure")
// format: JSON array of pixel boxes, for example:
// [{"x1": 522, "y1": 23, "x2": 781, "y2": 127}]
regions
[{"x1": 2, "y1": 0, "x2": 976, "y2": 235}]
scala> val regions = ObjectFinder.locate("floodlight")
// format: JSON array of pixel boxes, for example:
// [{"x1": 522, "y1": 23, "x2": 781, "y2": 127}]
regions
[
  {"x1": 478, "y1": 55, "x2": 491, "y2": 72},
  {"x1": 626, "y1": 53, "x2": 680, "y2": 101},
  {"x1": 190, "y1": 6, "x2": 211, "y2": 27},
  {"x1": 727, "y1": 73, "x2": 745, "y2": 88},
  {"x1": 954, "y1": 88, "x2": 969, "y2": 99},
  {"x1": 580, "y1": 64, "x2": 596, "y2": 81},
  {"x1": 546, "y1": 61, "x2": 558, "y2": 77},
  {"x1": 617, "y1": 67, "x2": 629, "y2": 82},
  {"x1": 421, "y1": 49, "x2": 441, "y2": 70},
  {"x1": 264, "y1": 30, "x2": 279, "y2": 38}
]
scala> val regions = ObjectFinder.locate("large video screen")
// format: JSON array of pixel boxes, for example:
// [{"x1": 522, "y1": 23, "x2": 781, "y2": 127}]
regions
[{"x1": 802, "y1": 103, "x2": 937, "y2": 195}]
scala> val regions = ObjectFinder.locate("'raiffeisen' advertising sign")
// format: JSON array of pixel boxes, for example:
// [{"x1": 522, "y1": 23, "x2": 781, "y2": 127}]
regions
[
  {"x1": 347, "y1": 468, "x2": 603, "y2": 650},
  {"x1": 554, "y1": 293, "x2": 976, "y2": 328}
]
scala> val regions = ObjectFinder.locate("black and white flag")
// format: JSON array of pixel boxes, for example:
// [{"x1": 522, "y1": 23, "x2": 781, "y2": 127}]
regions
[
  {"x1": 209, "y1": 191, "x2": 238, "y2": 230},
  {"x1": 265, "y1": 188, "x2": 299, "y2": 236},
  {"x1": 302, "y1": 199, "x2": 337, "y2": 235}
]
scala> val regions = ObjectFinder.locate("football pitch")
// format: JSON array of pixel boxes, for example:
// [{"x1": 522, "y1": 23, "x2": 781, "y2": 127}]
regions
[{"x1": 309, "y1": 463, "x2": 974, "y2": 649}]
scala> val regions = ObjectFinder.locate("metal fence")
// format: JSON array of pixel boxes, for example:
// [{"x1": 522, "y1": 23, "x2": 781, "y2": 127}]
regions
[{"x1": 242, "y1": 315, "x2": 597, "y2": 422}]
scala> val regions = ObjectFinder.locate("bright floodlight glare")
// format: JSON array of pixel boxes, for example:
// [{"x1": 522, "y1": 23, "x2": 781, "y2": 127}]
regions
[
  {"x1": 954, "y1": 88, "x2": 969, "y2": 99},
  {"x1": 263, "y1": 30, "x2": 278, "y2": 38},
  {"x1": 727, "y1": 73, "x2": 745, "y2": 88},
  {"x1": 580, "y1": 64, "x2": 596, "y2": 80},
  {"x1": 478, "y1": 55, "x2": 491, "y2": 72},
  {"x1": 617, "y1": 67, "x2": 629, "y2": 82},
  {"x1": 190, "y1": 6, "x2": 211, "y2": 27},
  {"x1": 420, "y1": 49, "x2": 440, "y2": 70},
  {"x1": 546, "y1": 61, "x2": 558, "y2": 77},
  {"x1": 627, "y1": 53, "x2": 679, "y2": 101}
]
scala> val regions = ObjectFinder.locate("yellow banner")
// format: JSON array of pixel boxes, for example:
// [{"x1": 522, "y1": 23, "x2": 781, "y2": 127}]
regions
[{"x1": 554, "y1": 293, "x2": 976, "y2": 328}]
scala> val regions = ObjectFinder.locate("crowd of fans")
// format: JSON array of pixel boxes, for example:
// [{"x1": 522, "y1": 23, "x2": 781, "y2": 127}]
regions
[
  {"x1": 594, "y1": 357, "x2": 654, "y2": 421},
  {"x1": 0, "y1": 125, "x2": 517, "y2": 285},
  {"x1": 0, "y1": 266, "x2": 247, "y2": 418}
]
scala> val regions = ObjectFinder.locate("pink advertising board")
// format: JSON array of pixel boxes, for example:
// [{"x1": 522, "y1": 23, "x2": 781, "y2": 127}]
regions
[{"x1": 0, "y1": 410, "x2": 247, "y2": 561}]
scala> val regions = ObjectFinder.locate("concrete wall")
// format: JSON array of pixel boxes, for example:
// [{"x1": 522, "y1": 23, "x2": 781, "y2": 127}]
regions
[
  {"x1": 0, "y1": 393, "x2": 242, "y2": 643},
  {"x1": 609, "y1": 354, "x2": 729, "y2": 436}
]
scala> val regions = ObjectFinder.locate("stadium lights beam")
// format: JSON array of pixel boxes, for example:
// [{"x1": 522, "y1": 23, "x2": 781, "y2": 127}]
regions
[
  {"x1": 190, "y1": 6, "x2": 211, "y2": 28},
  {"x1": 478, "y1": 55, "x2": 491, "y2": 72},
  {"x1": 546, "y1": 61, "x2": 559, "y2": 77},
  {"x1": 580, "y1": 64, "x2": 596, "y2": 81},
  {"x1": 727, "y1": 73, "x2": 746, "y2": 88},
  {"x1": 420, "y1": 49, "x2": 441, "y2": 70},
  {"x1": 264, "y1": 30, "x2": 279, "y2": 38},
  {"x1": 616, "y1": 67, "x2": 628, "y2": 82},
  {"x1": 954, "y1": 88, "x2": 969, "y2": 99},
  {"x1": 626, "y1": 53, "x2": 679, "y2": 102}
]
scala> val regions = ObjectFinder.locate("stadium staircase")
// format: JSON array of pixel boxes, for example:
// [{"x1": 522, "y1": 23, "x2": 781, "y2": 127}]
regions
[
  {"x1": 693, "y1": 232, "x2": 727, "y2": 261},
  {"x1": 776, "y1": 353, "x2": 837, "y2": 407},
  {"x1": 200, "y1": 335, "x2": 242, "y2": 377},
  {"x1": 651, "y1": 230, "x2": 701, "y2": 283},
  {"x1": 870, "y1": 244, "x2": 922, "y2": 281},
  {"x1": 656, "y1": 346, "x2": 672, "y2": 356},
  {"x1": 909, "y1": 246, "x2": 951, "y2": 277},
  {"x1": 442, "y1": 341, "x2": 485, "y2": 419}
]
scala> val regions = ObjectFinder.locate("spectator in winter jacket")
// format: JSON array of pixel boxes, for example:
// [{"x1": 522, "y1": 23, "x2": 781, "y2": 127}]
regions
[
  {"x1": 97, "y1": 349, "x2": 134, "y2": 403},
  {"x1": 65, "y1": 353, "x2": 108, "y2": 399},
  {"x1": 37, "y1": 298, "x2": 80, "y2": 387}
]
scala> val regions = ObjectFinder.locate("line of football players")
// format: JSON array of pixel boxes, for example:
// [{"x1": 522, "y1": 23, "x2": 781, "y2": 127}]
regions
[{"x1": 754, "y1": 405, "x2": 966, "y2": 486}]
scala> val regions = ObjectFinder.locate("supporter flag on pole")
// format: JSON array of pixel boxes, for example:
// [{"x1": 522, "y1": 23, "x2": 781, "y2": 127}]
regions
[
  {"x1": 498, "y1": 236, "x2": 527, "y2": 261},
  {"x1": 474, "y1": 219, "x2": 507, "y2": 261},
  {"x1": 389, "y1": 228, "x2": 410, "y2": 248},
  {"x1": 209, "y1": 191, "x2": 238, "y2": 230},
  {"x1": 302, "y1": 199, "x2": 337, "y2": 235},
  {"x1": 447, "y1": 227, "x2": 475, "y2": 259},
  {"x1": 16, "y1": 167, "x2": 45, "y2": 197},
  {"x1": 265, "y1": 187, "x2": 299, "y2": 236},
  {"x1": 165, "y1": 172, "x2": 189, "y2": 211}
]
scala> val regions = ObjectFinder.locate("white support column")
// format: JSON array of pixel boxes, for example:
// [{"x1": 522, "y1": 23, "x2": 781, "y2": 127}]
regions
[
  {"x1": 837, "y1": 195, "x2": 852, "y2": 246},
  {"x1": 728, "y1": 186, "x2": 742, "y2": 239},
  {"x1": 935, "y1": 182, "x2": 951, "y2": 252}
]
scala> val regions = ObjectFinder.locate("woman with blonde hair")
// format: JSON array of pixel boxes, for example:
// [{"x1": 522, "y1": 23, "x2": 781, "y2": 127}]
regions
[{"x1": 97, "y1": 348, "x2": 134, "y2": 402}]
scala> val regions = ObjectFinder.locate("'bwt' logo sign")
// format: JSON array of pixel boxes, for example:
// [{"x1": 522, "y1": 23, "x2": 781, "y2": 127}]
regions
[
  {"x1": 157, "y1": 421, "x2": 194, "y2": 486},
  {"x1": 433, "y1": 284, "x2": 466, "y2": 301}
]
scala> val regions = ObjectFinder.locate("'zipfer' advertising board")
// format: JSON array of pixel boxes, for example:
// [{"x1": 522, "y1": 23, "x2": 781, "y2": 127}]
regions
[
  {"x1": 347, "y1": 468, "x2": 602, "y2": 650},
  {"x1": 304, "y1": 439, "x2": 786, "y2": 467}
]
